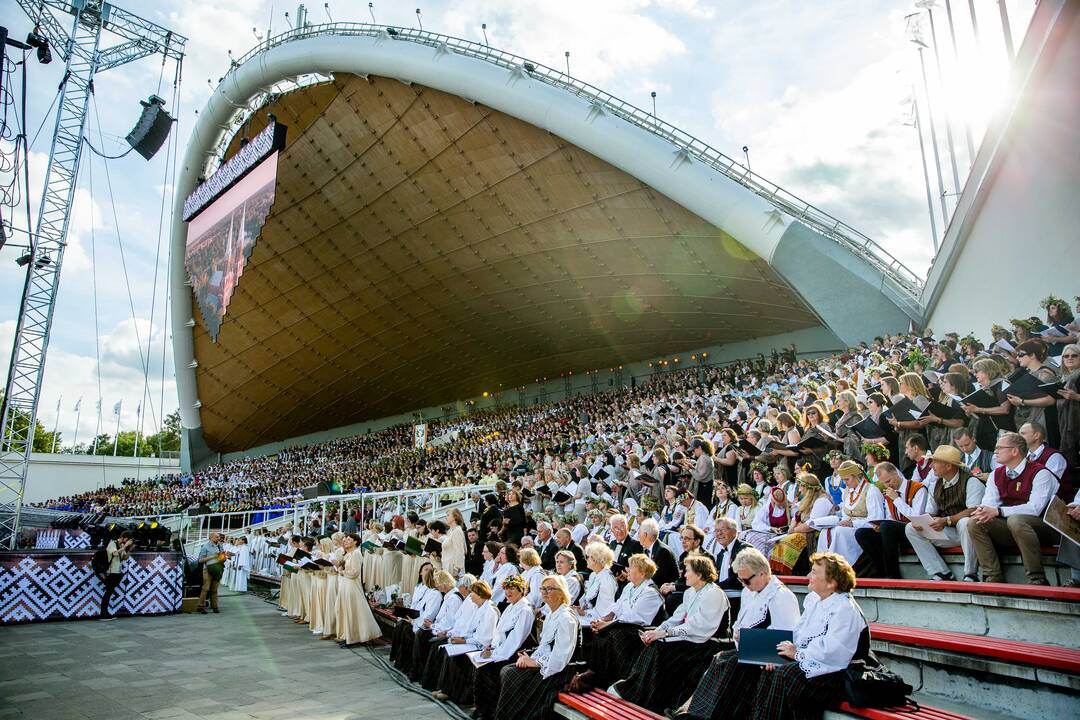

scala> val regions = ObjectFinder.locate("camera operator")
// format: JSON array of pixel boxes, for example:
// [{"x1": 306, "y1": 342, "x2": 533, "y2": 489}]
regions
[{"x1": 100, "y1": 531, "x2": 134, "y2": 621}]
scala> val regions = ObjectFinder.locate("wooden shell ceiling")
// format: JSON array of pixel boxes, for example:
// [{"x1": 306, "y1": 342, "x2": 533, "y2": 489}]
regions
[{"x1": 190, "y1": 73, "x2": 821, "y2": 452}]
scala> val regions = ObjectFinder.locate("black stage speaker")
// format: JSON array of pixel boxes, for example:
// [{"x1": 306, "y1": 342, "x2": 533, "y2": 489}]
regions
[
  {"x1": 187, "y1": 504, "x2": 210, "y2": 516},
  {"x1": 301, "y1": 484, "x2": 321, "y2": 500},
  {"x1": 125, "y1": 95, "x2": 174, "y2": 160}
]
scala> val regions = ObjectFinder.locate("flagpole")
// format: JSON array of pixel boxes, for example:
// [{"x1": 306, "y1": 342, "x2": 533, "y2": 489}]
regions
[
  {"x1": 91, "y1": 400, "x2": 101, "y2": 455},
  {"x1": 910, "y1": 91, "x2": 940, "y2": 249},
  {"x1": 133, "y1": 404, "x2": 141, "y2": 459},
  {"x1": 72, "y1": 398, "x2": 83, "y2": 449},
  {"x1": 113, "y1": 401, "x2": 122, "y2": 456},
  {"x1": 50, "y1": 395, "x2": 62, "y2": 453}
]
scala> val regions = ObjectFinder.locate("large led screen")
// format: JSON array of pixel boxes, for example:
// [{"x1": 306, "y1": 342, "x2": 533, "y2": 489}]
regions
[{"x1": 184, "y1": 152, "x2": 278, "y2": 340}]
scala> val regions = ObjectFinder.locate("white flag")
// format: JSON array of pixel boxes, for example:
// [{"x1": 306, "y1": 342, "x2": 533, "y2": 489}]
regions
[
  {"x1": 74, "y1": 398, "x2": 82, "y2": 412},
  {"x1": 136, "y1": 403, "x2": 142, "y2": 418},
  {"x1": 113, "y1": 401, "x2": 122, "y2": 416}
]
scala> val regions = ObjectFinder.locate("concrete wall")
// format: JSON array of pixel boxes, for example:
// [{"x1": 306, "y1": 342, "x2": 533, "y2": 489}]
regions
[
  {"x1": 218, "y1": 324, "x2": 845, "y2": 464},
  {"x1": 23, "y1": 454, "x2": 182, "y2": 504},
  {"x1": 923, "y1": 0, "x2": 1080, "y2": 336}
]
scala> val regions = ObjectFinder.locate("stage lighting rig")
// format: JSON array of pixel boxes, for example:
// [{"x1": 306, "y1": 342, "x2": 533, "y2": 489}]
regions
[{"x1": 25, "y1": 25, "x2": 52, "y2": 64}]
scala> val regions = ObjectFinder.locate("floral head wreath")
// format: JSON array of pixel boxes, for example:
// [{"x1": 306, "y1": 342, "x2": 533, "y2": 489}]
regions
[
  {"x1": 825, "y1": 449, "x2": 848, "y2": 463},
  {"x1": 639, "y1": 495, "x2": 660, "y2": 513},
  {"x1": 861, "y1": 443, "x2": 890, "y2": 461},
  {"x1": 1040, "y1": 295, "x2": 1069, "y2": 313},
  {"x1": 748, "y1": 461, "x2": 770, "y2": 478},
  {"x1": 990, "y1": 324, "x2": 1012, "y2": 340},
  {"x1": 1010, "y1": 317, "x2": 1038, "y2": 333},
  {"x1": 906, "y1": 348, "x2": 930, "y2": 368},
  {"x1": 960, "y1": 333, "x2": 980, "y2": 348},
  {"x1": 501, "y1": 575, "x2": 529, "y2": 595},
  {"x1": 533, "y1": 512, "x2": 551, "y2": 525}
]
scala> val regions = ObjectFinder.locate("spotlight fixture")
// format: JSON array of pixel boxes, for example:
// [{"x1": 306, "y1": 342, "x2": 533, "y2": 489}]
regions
[
  {"x1": 26, "y1": 26, "x2": 52, "y2": 64},
  {"x1": 16, "y1": 253, "x2": 31, "y2": 267},
  {"x1": 523, "y1": 62, "x2": 536, "y2": 73}
]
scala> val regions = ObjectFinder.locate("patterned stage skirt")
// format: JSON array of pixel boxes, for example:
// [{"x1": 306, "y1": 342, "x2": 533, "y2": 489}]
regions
[
  {"x1": 494, "y1": 665, "x2": 574, "y2": 720},
  {"x1": 585, "y1": 623, "x2": 646, "y2": 687},
  {"x1": 618, "y1": 638, "x2": 722, "y2": 713}
]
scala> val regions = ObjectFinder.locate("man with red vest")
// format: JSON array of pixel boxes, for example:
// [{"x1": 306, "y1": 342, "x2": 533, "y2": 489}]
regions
[
  {"x1": 1019, "y1": 422, "x2": 1071, "y2": 499},
  {"x1": 966, "y1": 432, "x2": 1060, "y2": 585},
  {"x1": 855, "y1": 461, "x2": 927, "y2": 578}
]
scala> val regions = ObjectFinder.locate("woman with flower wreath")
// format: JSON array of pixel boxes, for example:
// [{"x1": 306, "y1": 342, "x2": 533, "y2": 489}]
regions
[
  {"x1": 741, "y1": 485, "x2": 792, "y2": 556},
  {"x1": 747, "y1": 462, "x2": 771, "y2": 501},
  {"x1": 808, "y1": 460, "x2": 884, "y2": 567},
  {"x1": 822, "y1": 451, "x2": 847, "y2": 506},
  {"x1": 769, "y1": 472, "x2": 834, "y2": 575},
  {"x1": 1041, "y1": 295, "x2": 1079, "y2": 356},
  {"x1": 861, "y1": 442, "x2": 890, "y2": 474},
  {"x1": 734, "y1": 483, "x2": 759, "y2": 533}
]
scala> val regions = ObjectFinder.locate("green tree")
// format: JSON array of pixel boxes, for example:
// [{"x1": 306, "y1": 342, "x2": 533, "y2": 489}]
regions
[{"x1": 0, "y1": 391, "x2": 62, "y2": 453}]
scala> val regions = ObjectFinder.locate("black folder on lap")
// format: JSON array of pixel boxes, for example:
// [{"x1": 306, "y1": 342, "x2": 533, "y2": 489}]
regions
[
  {"x1": 738, "y1": 439, "x2": 763, "y2": 457},
  {"x1": 392, "y1": 605, "x2": 421, "y2": 620},
  {"x1": 737, "y1": 629, "x2": 795, "y2": 666}
]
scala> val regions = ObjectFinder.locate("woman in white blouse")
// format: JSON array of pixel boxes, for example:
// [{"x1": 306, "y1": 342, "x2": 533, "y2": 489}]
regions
[
  {"x1": 586, "y1": 553, "x2": 664, "y2": 687},
  {"x1": 479, "y1": 541, "x2": 499, "y2": 588},
  {"x1": 490, "y1": 545, "x2": 520, "y2": 606},
  {"x1": 575, "y1": 542, "x2": 618, "y2": 622},
  {"x1": 394, "y1": 570, "x2": 452, "y2": 676},
  {"x1": 610, "y1": 555, "x2": 730, "y2": 712},
  {"x1": 464, "y1": 576, "x2": 536, "y2": 719},
  {"x1": 431, "y1": 580, "x2": 500, "y2": 703},
  {"x1": 519, "y1": 548, "x2": 547, "y2": 610},
  {"x1": 809, "y1": 461, "x2": 884, "y2": 566},
  {"x1": 389, "y1": 561, "x2": 438, "y2": 668},
  {"x1": 407, "y1": 571, "x2": 466, "y2": 682},
  {"x1": 493, "y1": 575, "x2": 581, "y2": 720},
  {"x1": 417, "y1": 574, "x2": 479, "y2": 689},
  {"x1": 553, "y1": 550, "x2": 582, "y2": 606},
  {"x1": 441, "y1": 508, "x2": 467, "y2": 578},
  {"x1": 673, "y1": 548, "x2": 802, "y2": 719},
  {"x1": 669, "y1": 551, "x2": 866, "y2": 720}
]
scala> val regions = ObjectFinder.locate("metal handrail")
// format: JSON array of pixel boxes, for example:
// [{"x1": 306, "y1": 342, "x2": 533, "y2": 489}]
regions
[{"x1": 213, "y1": 21, "x2": 923, "y2": 307}]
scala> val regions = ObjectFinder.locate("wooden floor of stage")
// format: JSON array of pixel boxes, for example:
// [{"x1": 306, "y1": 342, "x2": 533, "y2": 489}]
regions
[{"x1": 0, "y1": 590, "x2": 449, "y2": 720}]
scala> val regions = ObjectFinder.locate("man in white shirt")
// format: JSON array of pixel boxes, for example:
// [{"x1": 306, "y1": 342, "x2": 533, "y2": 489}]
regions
[
  {"x1": 965, "y1": 432, "x2": 1060, "y2": 585},
  {"x1": 1019, "y1": 422, "x2": 1069, "y2": 482},
  {"x1": 904, "y1": 445, "x2": 984, "y2": 582},
  {"x1": 952, "y1": 427, "x2": 995, "y2": 480},
  {"x1": 855, "y1": 462, "x2": 927, "y2": 578}
]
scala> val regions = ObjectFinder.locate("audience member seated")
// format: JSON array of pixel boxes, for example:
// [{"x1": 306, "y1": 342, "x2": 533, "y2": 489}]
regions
[
  {"x1": 463, "y1": 576, "x2": 536, "y2": 719},
  {"x1": 409, "y1": 573, "x2": 471, "y2": 683},
  {"x1": 965, "y1": 431, "x2": 1060, "y2": 584},
  {"x1": 576, "y1": 542, "x2": 618, "y2": 621},
  {"x1": 809, "y1": 460, "x2": 884, "y2": 569},
  {"x1": 670, "y1": 551, "x2": 866, "y2": 720},
  {"x1": 904, "y1": 445, "x2": 984, "y2": 581},
  {"x1": 611, "y1": 555, "x2": 729, "y2": 712},
  {"x1": 638, "y1": 518, "x2": 680, "y2": 587},
  {"x1": 701, "y1": 517, "x2": 748, "y2": 591},
  {"x1": 768, "y1": 473, "x2": 831, "y2": 576},
  {"x1": 855, "y1": 461, "x2": 927, "y2": 578},
  {"x1": 586, "y1": 553, "x2": 664, "y2": 687},
  {"x1": 431, "y1": 580, "x2": 501, "y2": 704}
]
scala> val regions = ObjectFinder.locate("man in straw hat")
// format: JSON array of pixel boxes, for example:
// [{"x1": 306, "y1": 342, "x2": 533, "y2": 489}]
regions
[{"x1": 903, "y1": 445, "x2": 985, "y2": 582}]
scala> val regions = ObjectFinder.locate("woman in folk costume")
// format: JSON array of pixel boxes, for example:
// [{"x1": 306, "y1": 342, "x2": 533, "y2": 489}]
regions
[
  {"x1": 292, "y1": 537, "x2": 315, "y2": 624},
  {"x1": 493, "y1": 575, "x2": 581, "y2": 720},
  {"x1": 469, "y1": 575, "x2": 538, "y2": 720},
  {"x1": 705, "y1": 482, "x2": 738, "y2": 532},
  {"x1": 381, "y1": 516, "x2": 406, "y2": 593},
  {"x1": 393, "y1": 568, "x2": 450, "y2": 675},
  {"x1": 278, "y1": 535, "x2": 299, "y2": 616},
  {"x1": 659, "y1": 485, "x2": 688, "y2": 556},
  {"x1": 334, "y1": 532, "x2": 381, "y2": 647},
  {"x1": 221, "y1": 539, "x2": 236, "y2": 589},
  {"x1": 232, "y1": 537, "x2": 250, "y2": 592},
  {"x1": 428, "y1": 580, "x2": 499, "y2": 696},
  {"x1": 320, "y1": 532, "x2": 344, "y2": 641},
  {"x1": 822, "y1": 451, "x2": 848, "y2": 507},
  {"x1": 575, "y1": 542, "x2": 618, "y2": 622},
  {"x1": 360, "y1": 520, "x2": 382, "y2": 595},
  {"x1": 400, "y1": 514, "x2": 426, "y2": 595},
  {"x1": 747, "y1": 463, "x2": 771, "y2": 501},
  {"x1": 734, "y1": 483, "x2": 759, "y2": 533},
  {"x1": 670, "y1": 552, "x2": 864, "y2": 720},
  {"x1": 307, "y1": 537, "x2": 333, "y2": 636},
  {"x1": 586, "y1": 553, "x2": 665, "y2": 687},
  {"x1": 741, "y1": 486, "x2": 792, "y2": 557},
  {"x1": 610, "y1": 555, "x2": 730, "y2": 713},
  {"x1": 769, "y1": 473, "x2": 834, "y2": 575},
  {"x1": 809, "y1": 461, "x2": 884, "y2": 567},
  {"x1": 442, "y1": 508, "x2": 468, "y2": 578}
]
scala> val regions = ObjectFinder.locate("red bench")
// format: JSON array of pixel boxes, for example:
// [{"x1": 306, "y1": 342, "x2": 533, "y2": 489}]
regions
[
  {"x1": 869, "y1": 623, "x2": 1080, "y2": 674},
  {"x1": 557, "y1": 690, "x2": 974, "y2": 720},
  {"x1": 778, "y1": 575, "x2": 1080, "y2": 602}
]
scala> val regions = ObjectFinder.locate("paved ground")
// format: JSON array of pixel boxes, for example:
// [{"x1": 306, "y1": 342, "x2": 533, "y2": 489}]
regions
[{"x1": 0, "y1": 591, "x2": 454, "y2": 720}]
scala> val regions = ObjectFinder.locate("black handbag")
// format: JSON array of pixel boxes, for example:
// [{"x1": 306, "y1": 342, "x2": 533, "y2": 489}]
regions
[{"x1": 843, "y1": 652, "x2": 917, "y2": 709}]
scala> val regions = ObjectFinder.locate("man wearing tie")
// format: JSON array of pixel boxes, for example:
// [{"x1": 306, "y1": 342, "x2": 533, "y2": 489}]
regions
[
  {"x1": 534, "y1": 521, "x2": 558, "y2": 571},
  {"x1": 701, "y1": 517, "x2": 746, "y2": 590},
  {"x1": 952, "y1": 428, "x2": 994, "y2": 479},
  {"x1": 636, "y1": 518, "x2": 679, "y2": 587}
]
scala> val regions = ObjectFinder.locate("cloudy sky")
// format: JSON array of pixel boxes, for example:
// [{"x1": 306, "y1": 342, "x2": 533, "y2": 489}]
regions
[{"x1": 0, "y1": 0, "x2": 1033, "y2": 448}]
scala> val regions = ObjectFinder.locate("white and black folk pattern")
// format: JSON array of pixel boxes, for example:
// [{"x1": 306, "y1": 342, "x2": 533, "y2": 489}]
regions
[{"x1": 0, "y1": 551, "x2": 183, "y2": 624}]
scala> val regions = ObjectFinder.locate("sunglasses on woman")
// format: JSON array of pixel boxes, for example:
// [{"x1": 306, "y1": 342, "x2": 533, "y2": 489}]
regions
[{"x1": 737, "y1": 570, "x2": 761, "y2": 586}]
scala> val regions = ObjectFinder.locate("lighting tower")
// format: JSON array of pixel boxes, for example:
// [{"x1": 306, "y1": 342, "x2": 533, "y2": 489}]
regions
[{"x1": 0, "y1": 0, "x2": 186, "y2": 547}]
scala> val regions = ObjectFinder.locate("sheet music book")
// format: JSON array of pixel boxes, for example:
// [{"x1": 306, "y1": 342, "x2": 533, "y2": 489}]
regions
[
  {"x1": 1005, "y1": 371, "x2": 1054, "y2": 400},
  {"x1": 850, "y1": 416, "x2": 884, "y2": 439},
  {"x1": 443, "y1": 642, "x2": 480, "y2": 656},
  {"x1": 907, "y1": 514, "x2": 951, "y2": 541},
  {"x1": 404, "y1": 535, "x2": 424, "y2": 556},
  {"x1": 467, "y1": 650, "x2": 496, "y2": 667},
  {"x1": 392, "y1": 605, "x2": 421, "y2": 619},
  {"x1": 1044, "y1": 496, "x2": 1079, "y2": 548},
  {"x1": 424, "y1": 538, "x2": 443, "y2": 555},
  {"x1": 738, "y1": 439, "x2": 763, "y2": 457},
  {"x1": 993, "y1": 338, "x2": 1015, "y2": 354},
  {"x1": 737, "y1": 629, "x2": 795, "y2": 665}
]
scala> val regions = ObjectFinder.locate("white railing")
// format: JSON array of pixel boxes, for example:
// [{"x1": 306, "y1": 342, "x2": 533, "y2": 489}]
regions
[{"x1": 213, "y1": 21, "x2": 923, "y2": 311}]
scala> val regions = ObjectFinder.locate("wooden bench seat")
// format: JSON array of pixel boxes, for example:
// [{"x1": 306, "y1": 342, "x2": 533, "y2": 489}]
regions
[
  {"x1": 556, "y1": 690, "x2": 974, "y2": 720},
  {"x1": 778, "y1": 575, "x2": 1080, "y2": 602},
  {"x1": 869, "y1": 622, "x2": 1080, "y2": 674}
]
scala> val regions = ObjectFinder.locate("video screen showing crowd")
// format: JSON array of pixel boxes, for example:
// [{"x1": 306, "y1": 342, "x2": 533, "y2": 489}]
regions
[{"x1": 222, "y1": 294, "x2": 1080, "y2": 720}]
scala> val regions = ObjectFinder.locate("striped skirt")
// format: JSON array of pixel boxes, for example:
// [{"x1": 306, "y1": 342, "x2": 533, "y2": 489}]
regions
[{"x1": 618, "y1": 639, "x2": 721, "y2": 713}]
